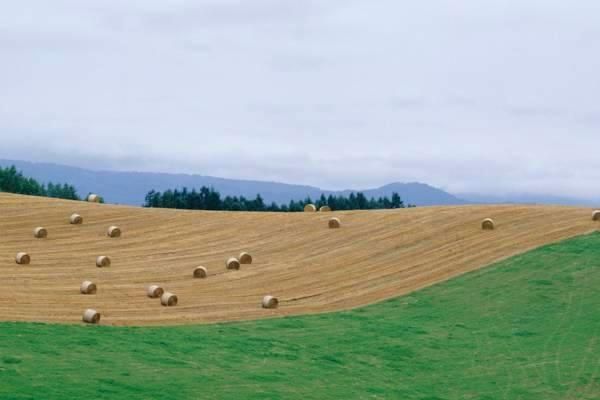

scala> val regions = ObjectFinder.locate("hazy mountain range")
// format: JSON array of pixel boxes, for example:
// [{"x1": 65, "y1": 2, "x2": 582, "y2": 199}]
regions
[
  {"x1": 1, "y1": 159, "x2": 597, "y2": 207},
  {"x1": 456, "y1": 193, "x2": 597, "y2": 207},
  {"x1": 0, "y1": 159, "x2": 465, "y2": 206}
]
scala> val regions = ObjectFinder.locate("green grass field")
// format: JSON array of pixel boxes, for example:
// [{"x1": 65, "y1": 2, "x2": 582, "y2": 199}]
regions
[{"x1": 1, "y1": 233, "x2": 599, "y2": 399}]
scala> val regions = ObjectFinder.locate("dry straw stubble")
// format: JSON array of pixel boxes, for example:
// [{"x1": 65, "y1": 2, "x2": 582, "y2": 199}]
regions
[{"x1": 2, "y1": 192, "x2": 596, "y2": 326}]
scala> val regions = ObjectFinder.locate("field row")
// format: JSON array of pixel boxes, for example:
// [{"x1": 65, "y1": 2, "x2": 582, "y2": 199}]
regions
[{"x1": 0, "y1": 193, "x2": 596, "y2": 325}]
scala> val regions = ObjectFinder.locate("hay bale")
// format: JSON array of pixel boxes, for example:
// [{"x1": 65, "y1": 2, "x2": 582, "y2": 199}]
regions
[
  {"x1": 328, "y1": 217, "x2": 341, "y2": 229},
  {"x1": 319, "y1": 205, "x2": 331, "y2": 212},
  {"x1": 481, "y1": 218, "x2": 495, "y2": 230},
  {"x1": 33, "y1": 227, "x2": 47, "y2": 238},
  {"x1": 80, "y1": 280, "x2": 97, "y2": 294},
  {"x1": 226, "y1": 257, "x2": 241, "y2": 270},
  {"x1": 96, "y1": 255, "x2": 111, "y2": 268},
  {"x1": 193, "y1": 266, "x2": 207, "y2": 278},
  {"x1": 239, "y1": 252, "x2": 252, "y2": 264},
  {"x1": 593, "y1": 210, "x2": 600, "y2": 221},
  {"x1": 70, "y1": 213, "x2": 83, "y2": 224},
  {"x1": 262, "y1": 295, "x2": 279, "y2": 309},
  {"x1": 304, "y1": 204, "x2": 316, "y2": 212},
  {"x1": 82, "y1": 309, "x2": 100, "y2": 324},
  {"x1": 87, "y1": 194, "x2": 100, "y2": 203},
  {"x1": 107, "y1": 226, "x2": 121, "y2": 238},
  {"x1": 161, "y1": 292, "x2": 178, "y2": 306},
  {"x1": 15, "y1": 252, "x2": 30, "y2": 265},
  {"x1": 147, "y1": 285, "x2": 164, "y2": 298}
]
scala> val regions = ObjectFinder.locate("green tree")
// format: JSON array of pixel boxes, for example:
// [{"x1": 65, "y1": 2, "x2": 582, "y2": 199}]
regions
[
  {"x1": 391, "y1": 192, "x2": 404, "y2": 208},
  {"x1": 0, "y1": 165, "x2": 80, "y2": 200}
]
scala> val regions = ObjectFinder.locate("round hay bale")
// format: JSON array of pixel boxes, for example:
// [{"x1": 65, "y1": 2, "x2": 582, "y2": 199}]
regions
[
  {"x1": 82, "y1": 309, "x2": 100, "y2": 324},
  {"x1": 319, "y1": 205, "x2": 331, "y2": 212},
  {"x1": 70, "y1": 213, "x2": 83, "y2": 224},
  {"x1": 15, "y1": 252, "x2": 30, "y2": 265},
  {"x1": 226, "y1": 257, "x2": 241, "y2": 270},
  {"x1": 107, "y1": 226, "x2": 121, "y2": 238},
  {"x1": 481, "y1": 218, "x2": 495, "y2": 230},
  {"x1": 193, "y1": 266, "x2": 207, "y2": 278},
  {"x1": 328, "y1": 217, "x2": 341, "y2": 229},
  {"x1": 80, "y1": 280, "x2": 97, "y2": 295},
  {"x1": 161, "y1": 292, "x2": 178, "y2": 306},
  {"x1": 96, "y1": 255, "x2": 111, "y2": 268},
  {"x1": 87, "y1": 194, "x2": 100, "y2": 203},
  {"x1": 304, "y1": 204, "x2": 316, "y2": 212},
  {"x1": 33, "y1": 227, "x2": 47, "y2": 238},
  {"x1": 262, "y1": 295, "x2": 279, "y2": 309},
  {"x1": 147, "y1": 285, "x2": 164, "y2": 298},
  {"x1": 593, "y1": 210, "x2": 600, "y2": 221},
  {"x1": 239, "y1": 252, "x2": 252, "y2": 264}
]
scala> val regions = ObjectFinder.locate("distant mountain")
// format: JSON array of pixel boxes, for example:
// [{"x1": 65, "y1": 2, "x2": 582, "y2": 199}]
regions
[
  {"x1": 332, "y1": 183, "x2": 465, "y2": 207},
  {"x1": 460, "y1": 193, "x2": 599, "y2": 207},
  {"x1": 0, "y1": 159, "x2": 467, "y2": 206}
]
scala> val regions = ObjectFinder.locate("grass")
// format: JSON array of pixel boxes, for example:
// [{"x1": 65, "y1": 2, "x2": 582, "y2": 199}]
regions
[{"x1": 1, "y1": 233, "x2": 599, "y2": 399}]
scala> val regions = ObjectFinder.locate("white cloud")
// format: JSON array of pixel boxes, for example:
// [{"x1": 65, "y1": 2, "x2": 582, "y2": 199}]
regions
[{"x1": 0, "y1": 0, "x2": 599, "y2": 199}]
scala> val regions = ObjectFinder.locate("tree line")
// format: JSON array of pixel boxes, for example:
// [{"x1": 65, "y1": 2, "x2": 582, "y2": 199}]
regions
[
  {"x1": 144, "y1": 187, "x2": 413, "y2": 211},
  {"x1": 0, "y1": 165, "x2": 80, "y2": 200}
]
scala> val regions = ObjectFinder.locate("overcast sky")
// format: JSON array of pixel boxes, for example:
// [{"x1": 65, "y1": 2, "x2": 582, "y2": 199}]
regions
[{"x1": 1, "y1": 1, "x2": 599, "y2": 198}]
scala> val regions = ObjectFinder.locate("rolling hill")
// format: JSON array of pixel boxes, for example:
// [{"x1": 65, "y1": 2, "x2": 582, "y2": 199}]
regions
[
  {"x1": 3, "y1": 232, "x2": 599, "y2": 399},
  {"x1": 0, "y1": 192, "x2": 596, "y2": 326}
]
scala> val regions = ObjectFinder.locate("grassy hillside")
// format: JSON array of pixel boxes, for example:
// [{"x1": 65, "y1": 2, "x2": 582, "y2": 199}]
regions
[{"x1": 1, "y1": 233, "x2": 599, "y2": 399}]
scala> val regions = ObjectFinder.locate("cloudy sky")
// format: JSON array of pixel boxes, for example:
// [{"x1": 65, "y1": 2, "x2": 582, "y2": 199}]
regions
[{"x1": 1, "y1": 1, "x2": 599, "y2": 199}]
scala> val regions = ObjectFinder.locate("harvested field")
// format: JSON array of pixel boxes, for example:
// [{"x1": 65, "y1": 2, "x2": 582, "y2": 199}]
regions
[{"x1": 0, "y1": 192, "x2": 596, "y2": 326}]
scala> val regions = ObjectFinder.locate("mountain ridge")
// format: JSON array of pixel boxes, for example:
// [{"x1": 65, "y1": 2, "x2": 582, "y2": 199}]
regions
[{"x1": 0, "y1": 159, "x2": 466, "y2": 206}]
